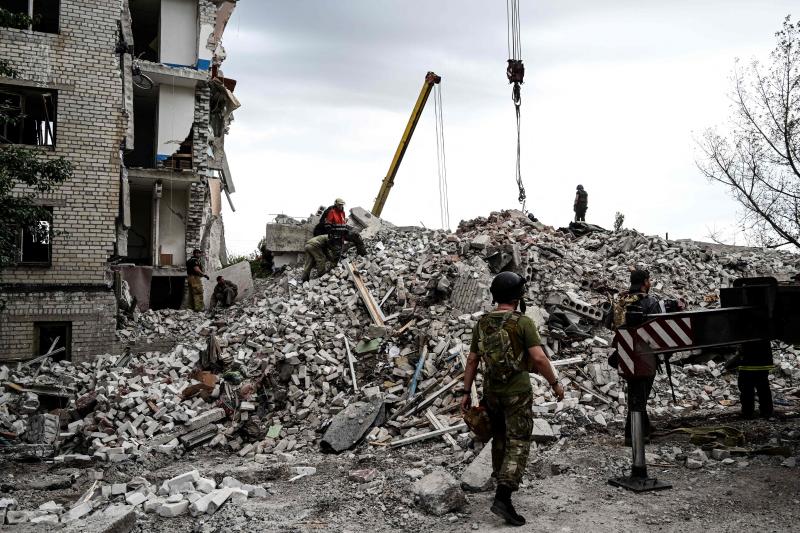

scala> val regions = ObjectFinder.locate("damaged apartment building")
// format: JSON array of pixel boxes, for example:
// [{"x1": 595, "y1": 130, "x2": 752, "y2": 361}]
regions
[{"x1": 0, "y1": 0, "x2": 240, "y2": 362}]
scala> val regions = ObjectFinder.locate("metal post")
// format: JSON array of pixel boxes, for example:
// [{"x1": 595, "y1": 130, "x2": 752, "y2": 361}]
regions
[
  {"x1": 609, "y1": 379, "x2": 672, "y2": 492},
  {"x1": 630, "y1": 411, "x2": 647, "y2": 478}
]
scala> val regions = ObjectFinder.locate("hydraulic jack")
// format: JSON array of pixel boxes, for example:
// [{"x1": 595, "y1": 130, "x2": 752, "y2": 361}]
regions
[{"x1": 608, "y1": 380, "x2": 671, "y2": 492}]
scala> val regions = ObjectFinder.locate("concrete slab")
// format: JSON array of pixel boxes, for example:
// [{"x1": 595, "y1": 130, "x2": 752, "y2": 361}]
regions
[
  {"x1": 263, "y1": 222, "x2": 313, "y2": 253},
  {"x1": 202, "y1": 261, "x2": 254, "y2": 309}
]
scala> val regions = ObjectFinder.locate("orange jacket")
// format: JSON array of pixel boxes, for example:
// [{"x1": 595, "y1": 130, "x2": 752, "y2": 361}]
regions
[{"x1": 324, "y1": 207, "x2": 346, "y2": 225}]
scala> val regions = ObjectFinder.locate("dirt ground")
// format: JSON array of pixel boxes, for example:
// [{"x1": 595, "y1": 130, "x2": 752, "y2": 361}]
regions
[{"x1": 2, "y1": 411, "x2": 798, "y2": 532}]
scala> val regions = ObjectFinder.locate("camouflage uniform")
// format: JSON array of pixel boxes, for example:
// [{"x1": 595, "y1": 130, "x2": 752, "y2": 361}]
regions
[
  {"x1": 302, "y1": 235, "x2": 335, "y2": 282},
  {"x1": 484, "y1": 392, "x2": 533, "y2": 490},
  {"x1": 470, "y1": 311, "x2": 540, "y2": 491}
]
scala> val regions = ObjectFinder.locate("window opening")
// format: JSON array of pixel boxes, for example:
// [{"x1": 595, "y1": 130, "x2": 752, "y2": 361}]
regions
[
  {"x1": 19, "y1": 206, "x2": 52, "y2": 264},
  {"x1": 34, "y1": 321, "x2": 71, "y2": 362},
  {"x1": 0, "y1": 86, "x2": 57, "y2": 147}
]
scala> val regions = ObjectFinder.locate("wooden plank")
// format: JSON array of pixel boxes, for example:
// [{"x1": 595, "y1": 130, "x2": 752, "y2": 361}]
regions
[
  {"x1": 393, "y1": 319, "x2": 416, "y2": 337},
  {"x1": 551, "y1": 357, "x2": 584, "y2": 367},
  {"x1": 406, "y1": 376, "x2": 462, "y2": 417},
  {"x1": 344, "y1": 337, "x2": 358, "y2": 393},
  {"x1": 388, "y1": 423, "x2": 467, "y2": 448},
  {"x1": 346, "y1": 262, "x2": 385, "y2": 325},
  {"x1": 425, "y1": 408, "x2": 458, "y2": 449},
  {"x1": 408, "y1": 345, "x2": 428, "y2": 397},
  {"x1": 379, "y1": 286, "x2": 396, "y2": 307}
]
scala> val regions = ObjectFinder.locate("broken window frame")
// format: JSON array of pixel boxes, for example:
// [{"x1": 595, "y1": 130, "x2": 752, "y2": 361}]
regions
[
  {"x1": 0, "y1": 85, "x2": 57, "y2": 147},
  {"x1": 18, "y1": 206, "x2": 53, "y2": 265},
  {"x1": 33, "y1": 321, "x2": 71, "y2": 361},
  {"x1": 0, "y1": 0, "x2": 60, "y2": 34}
]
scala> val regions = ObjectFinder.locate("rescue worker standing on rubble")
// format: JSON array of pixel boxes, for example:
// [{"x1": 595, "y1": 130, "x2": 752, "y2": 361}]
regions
[
  {"x1": 574, "y1": 184, "x2": 588, "y2": 222},
  {"x1": 186, "y1": 248, "x2": 209, "y2": 312},
  {"x1": 316, "y1": 198, "x2": 368, "y2": 256},
  {"x1": 735, "y1": 340, "x2": 774, "y2": 418},
  {"x1": 461, "y1": 272, "x2": 565, "y2": 527},
  {"x1": 612, "y1": 269, "x2": 685, "y2": 445}
]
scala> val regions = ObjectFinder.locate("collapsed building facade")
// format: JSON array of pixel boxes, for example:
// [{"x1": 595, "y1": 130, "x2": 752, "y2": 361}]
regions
[{"x1": 0, "y1": 0, "x2": 240, "y2": 362}]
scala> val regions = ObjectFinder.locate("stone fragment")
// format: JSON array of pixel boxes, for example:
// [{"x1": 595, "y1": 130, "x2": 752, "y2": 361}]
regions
[
  {"x1": 348, "y1": 469, "x2": 378, "y2": 484},
  {"x1": 62, "y1": 501, "x2": 93, "y2": 522},
  {"x1": 531, "y1": 418, "x2": 555, "y2": 442},
  {"x1": 461, "y1": 440, "x2": 494, "y2": 491},
  {"x1": 157, "y1": 500, "x2": 189, "y2": 517},
  {"x1": 412, "y1": 470, "x2": 468, "y2": 516}
]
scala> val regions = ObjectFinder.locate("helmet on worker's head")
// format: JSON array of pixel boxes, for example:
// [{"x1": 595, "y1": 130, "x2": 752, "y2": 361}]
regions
[
  {"x1": 576, "y1": 184, "x2": 584, "y2": 190},
  {"x1": 490, "y1": 272, "x2": 526, "y2": 304},
  {"x1": 334, "y1": 198, "x2": 345, "y2": 207}
]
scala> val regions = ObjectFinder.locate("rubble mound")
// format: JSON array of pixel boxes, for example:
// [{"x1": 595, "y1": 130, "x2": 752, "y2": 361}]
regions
[{"x1": 2, "y1": 210, "x2": 799, "y2": 475}]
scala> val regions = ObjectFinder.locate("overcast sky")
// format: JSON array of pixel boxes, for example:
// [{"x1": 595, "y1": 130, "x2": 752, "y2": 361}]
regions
[{"x1": 220, "y1": 1, "x2": 796, "y2": 255}]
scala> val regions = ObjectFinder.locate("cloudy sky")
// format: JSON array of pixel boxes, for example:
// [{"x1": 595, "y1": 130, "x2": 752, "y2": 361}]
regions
[{"x1": 220, "y1": 1, "x2": 796, "y2": 255}]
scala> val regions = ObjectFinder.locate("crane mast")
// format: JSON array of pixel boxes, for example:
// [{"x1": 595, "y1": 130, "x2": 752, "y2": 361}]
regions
[{"x1": 371, "y1": 71, "x2": 441, "y2": 217}]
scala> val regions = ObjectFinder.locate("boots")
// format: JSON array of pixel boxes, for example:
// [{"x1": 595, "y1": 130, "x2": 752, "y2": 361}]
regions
[{"x1": 490, "y1": 485, "x2": 525, "y2": 526}]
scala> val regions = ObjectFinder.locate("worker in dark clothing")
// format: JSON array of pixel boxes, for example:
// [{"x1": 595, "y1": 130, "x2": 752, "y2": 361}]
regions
[
  {"x1": 574, "y1": 185, "x2": 588, "y2": 222},
  {"x1": 186, "y1": 249, "x2": 209, "y2": 312},
  {"x1": 210, "y1": 276, "x2": 238, "y2": 310},
  {"x1": 736, "y1": 340, "x2": 774, "y2": 418},
  {"x1": 615, "y1": 269, "x2": 685, "y2": 446},
  {"x1": 315, "y1": 198, "x2": 368, "y2": 256}
]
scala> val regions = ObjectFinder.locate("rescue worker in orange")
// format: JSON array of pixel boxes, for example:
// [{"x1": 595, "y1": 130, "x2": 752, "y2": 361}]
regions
[{"x1": 318, "y1": 198, "x2": 367, "y2": 256}]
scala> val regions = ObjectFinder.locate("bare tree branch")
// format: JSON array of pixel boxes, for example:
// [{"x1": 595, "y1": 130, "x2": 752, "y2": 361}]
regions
[{"x1": 696, "y1": 16, "x2": 800, "y2": 251}]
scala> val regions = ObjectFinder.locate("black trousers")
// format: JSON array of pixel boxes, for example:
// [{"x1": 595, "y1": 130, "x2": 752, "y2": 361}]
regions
[
  {"x1": 624, "y1": 377, "x2": 654, "y2": 443},
  {"x1": 738, "y1": 370, "x2": 773, "y2": 417},
  {"x1": 575, "y1": 208, "x2": 587, "y2": 222}
]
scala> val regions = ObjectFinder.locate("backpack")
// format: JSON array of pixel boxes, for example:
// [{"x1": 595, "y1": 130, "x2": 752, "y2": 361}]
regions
[
  {"x1": 612, "y1": 292, "x2": 644, "y2": 330},
  {"x1": 313, "y1": 206, "x2": 335, "y2": 236},
  {"x1": 477, "y1": 312, "x2": 525, "y2": 384}
]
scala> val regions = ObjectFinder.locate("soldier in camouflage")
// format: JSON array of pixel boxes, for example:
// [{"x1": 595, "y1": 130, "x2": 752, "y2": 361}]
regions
[{"x1": 461, "y1": 271, "x2": 565, "y2": 526}]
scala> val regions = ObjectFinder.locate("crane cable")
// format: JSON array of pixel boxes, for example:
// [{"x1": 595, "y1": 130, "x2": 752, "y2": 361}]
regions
[
  {"x1": 506, "y1": 0, "x2": 526, "y2": 212},
  {"x1": 433, "y1": 84, "x2": 450, "y2": 231}
]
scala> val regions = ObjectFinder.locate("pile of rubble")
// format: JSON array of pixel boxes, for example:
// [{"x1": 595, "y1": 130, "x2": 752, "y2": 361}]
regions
[
  {"x1": 0, "y1": 468, "x2": 273, "y2": 525},
  {"x1": 2, "y1": 210, "x2": 800, "y2": 477}
]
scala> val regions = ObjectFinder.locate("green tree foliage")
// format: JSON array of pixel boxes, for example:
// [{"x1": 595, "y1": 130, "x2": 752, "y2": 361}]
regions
[
  {"x1": 0, "y1": 7, "x2": 37, "y2": 30},
  {"x1": 697, "y1": 16, "x2": 800, "y2": 248}
]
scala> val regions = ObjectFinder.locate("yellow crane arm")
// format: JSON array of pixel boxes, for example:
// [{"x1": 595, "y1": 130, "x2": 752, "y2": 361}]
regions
[{"x1": 371, "y1": 71, "x2": 441, "y2": 217}]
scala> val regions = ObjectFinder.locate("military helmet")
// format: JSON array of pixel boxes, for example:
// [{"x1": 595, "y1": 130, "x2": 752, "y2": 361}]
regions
[
  {"x1": 490, "y1": 271, "x2": 526, "y2": 303},
  {"x1": 334, "y1": 198, "x2": 345, "y2": 206},
  {"x1": 576, "y1": 184, "x2": 584, "y2": 190}
]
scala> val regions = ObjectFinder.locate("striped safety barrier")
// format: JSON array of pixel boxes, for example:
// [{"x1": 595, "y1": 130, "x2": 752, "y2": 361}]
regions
[{"x1": 613, "y1": 317, "x2": 694, "y2": 377}]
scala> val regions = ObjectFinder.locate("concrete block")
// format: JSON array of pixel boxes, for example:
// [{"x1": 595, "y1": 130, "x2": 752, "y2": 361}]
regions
[
  {"x1": 125, "y1": 491, "x2": 147, "y2": 506},
  {"x1": 62, "y1": 501, "x2": 92, "y2": 522},
  {"x1": 229, "y1": 487, "x2": 248, "y2": 504},
  {"x1": 195, "y1": 477, "x2": 216, "y2": 493},
  {"x1": 461, "y1": 440, "x2": 494, "y2": 491},
  {"x1": 157, "y1": 500, "x2": 189, "y2": 517},
  {"x1": 206, "y1": 487, "x2": 234, "y2": 515},
  {"x1": 6, "y1": 510, "x2": 31, "y2": 524},
  {"x1": 166, "y1": 469, "x2": 200, "y2": 489},
  {"x1": 31, "y1": 514, "x2": 60, "y2": 524}
]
